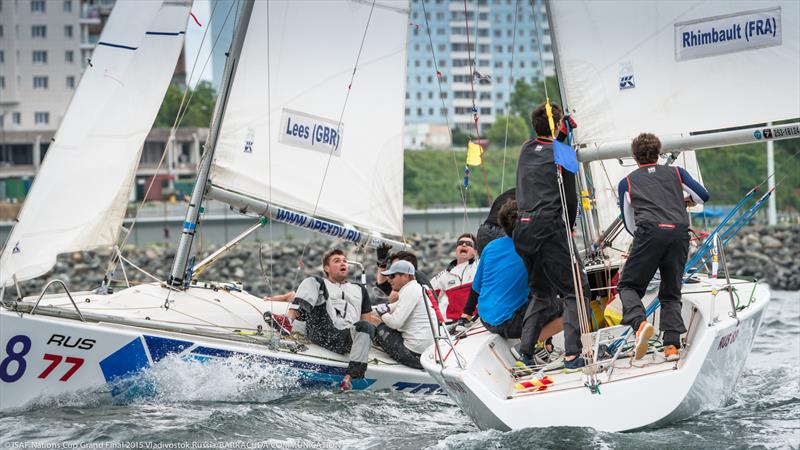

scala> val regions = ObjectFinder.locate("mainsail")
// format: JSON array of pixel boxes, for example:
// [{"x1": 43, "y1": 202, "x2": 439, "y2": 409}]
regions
[
  {"x1": 548, "y1": 0, "x2": 800, "y2": 161},
  {"x1": 547, "y1": 0, "x2": 798, "y2": 252},
  {"x1": 207, "y1": 0, "x2": 410, "y2": 239},
  {"x1": 0, "y1": 1, "x2": 192, "y2": 286}
]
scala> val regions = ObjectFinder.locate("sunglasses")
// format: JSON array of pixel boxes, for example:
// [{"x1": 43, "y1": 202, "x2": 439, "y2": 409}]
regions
[{"x1": 456, "y1": 240, "x2": 475, "y2": 248}]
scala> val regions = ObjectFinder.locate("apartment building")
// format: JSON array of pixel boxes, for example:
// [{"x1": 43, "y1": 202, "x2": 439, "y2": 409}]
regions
[
  {"x1": 405, "y1": 0, "x2": 553, "y2": 140},
  {"x1": 0, "y1": 0, "x2": 195, "y2": 201}
]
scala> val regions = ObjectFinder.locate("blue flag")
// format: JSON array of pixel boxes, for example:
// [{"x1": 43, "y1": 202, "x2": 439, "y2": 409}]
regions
[{"x1": 553, "y1": 140, "x2": 579, "y2": 174}]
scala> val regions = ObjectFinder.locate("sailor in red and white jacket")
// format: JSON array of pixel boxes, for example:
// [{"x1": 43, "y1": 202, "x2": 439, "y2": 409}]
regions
[{"x1": 430, "y1": 233, "x2": 479, "y2": 323}]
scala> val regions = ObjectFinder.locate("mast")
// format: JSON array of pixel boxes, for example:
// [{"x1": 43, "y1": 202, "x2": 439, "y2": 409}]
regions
[
  {"x1": 168, "y1": 0, "x2": 255, "y2": 287},
  {"x1": 544, "y1": 0, "x2": 599, "y2": 247}
]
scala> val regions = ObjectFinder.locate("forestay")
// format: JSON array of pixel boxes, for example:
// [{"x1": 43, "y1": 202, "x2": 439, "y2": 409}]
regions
[
  {"x1": 548, "y1": 0, "x2": 800, "y2": 158},
  {"x1": 0, "y1": 1, "x2": 192, "y2": 287},
  {"x1": 208, "y1": 0, "x2": 409, "y2": 239}
]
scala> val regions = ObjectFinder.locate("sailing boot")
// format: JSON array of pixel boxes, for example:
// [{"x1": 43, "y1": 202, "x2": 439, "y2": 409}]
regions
[{"x1": 634, "y1": 321, "x2": 654, "y2": 360}]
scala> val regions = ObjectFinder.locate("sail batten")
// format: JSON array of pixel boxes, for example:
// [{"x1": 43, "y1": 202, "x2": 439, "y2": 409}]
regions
[
  {"x1": 0, "y1": 1, "x2": 192, "y2": 287},
  {"x1": 208, "y1": 0, "x2": 409, "y2": 238}
]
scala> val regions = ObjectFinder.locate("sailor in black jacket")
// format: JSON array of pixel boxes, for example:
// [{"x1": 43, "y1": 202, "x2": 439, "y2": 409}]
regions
[
  {"x1": 513, "y1": 102, "x2": 590, "y2": 369},
  {"x1": 617, "y1": 133, "x2": 710, "y2": 361}
]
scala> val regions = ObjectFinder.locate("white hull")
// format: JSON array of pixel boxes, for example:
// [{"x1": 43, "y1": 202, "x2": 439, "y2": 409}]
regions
[
  {"x1": 421, "y1": 277, "x2": 770, "y2": 432},
  {"x1": 0, "y1": 283, "x2": 440, "y2": 410}
]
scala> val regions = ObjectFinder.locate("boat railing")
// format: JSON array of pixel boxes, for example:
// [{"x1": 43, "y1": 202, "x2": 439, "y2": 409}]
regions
[{"x1": 29, "y1": 279, "x2": 85, "y2": 322}]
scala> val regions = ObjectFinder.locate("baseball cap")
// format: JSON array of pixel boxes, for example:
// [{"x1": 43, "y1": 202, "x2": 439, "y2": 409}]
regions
[{"x1": 380, "y1": 260, "x2": 415, "y2": 276}]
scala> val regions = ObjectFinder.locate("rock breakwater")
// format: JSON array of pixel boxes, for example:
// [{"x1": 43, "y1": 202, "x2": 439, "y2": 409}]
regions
[{"x1": 13, "y1": 225, "x2": 799, "y2": 297}]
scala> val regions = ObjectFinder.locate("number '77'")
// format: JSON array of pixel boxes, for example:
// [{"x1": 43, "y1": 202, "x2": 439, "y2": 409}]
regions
[{"x1": 38, "y1": 354, "x2": 84, "y2": 381}]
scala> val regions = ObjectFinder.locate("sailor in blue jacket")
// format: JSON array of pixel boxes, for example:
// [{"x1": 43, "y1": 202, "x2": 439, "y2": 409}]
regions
[{"x1": 617, "y1": 133, "x2": 710, "y2": 361}]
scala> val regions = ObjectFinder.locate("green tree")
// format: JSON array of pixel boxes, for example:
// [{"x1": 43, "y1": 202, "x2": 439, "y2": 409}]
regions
[
  {"x1": 485, "y1": 115, "x2": 529, "y2": 148},
  {"x1": 153, "y1": 81, "x2": 218, "y2": 128},
  {"x1": 451, "y1": 127, "x2": 471, "y2": 147},
  {"x1": 509, "y1": 77, "x2": 563, "y2": 135}
]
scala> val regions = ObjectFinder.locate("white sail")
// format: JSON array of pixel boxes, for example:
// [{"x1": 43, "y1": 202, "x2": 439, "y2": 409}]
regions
[
  {"x1": 208, "y1": 0, "x2": 409, "y2": 238},
  {"x1": 548, "y1": 1, "x2": 800, "y2": 155},
  {"x1": 0, "y1": 0, "x2": 192, "y2": 286}
]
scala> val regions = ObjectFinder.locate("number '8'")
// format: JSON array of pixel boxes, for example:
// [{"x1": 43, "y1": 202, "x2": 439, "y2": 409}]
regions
[{"x1": 0, "y1": 335, "x2": 32, "y2": 382}]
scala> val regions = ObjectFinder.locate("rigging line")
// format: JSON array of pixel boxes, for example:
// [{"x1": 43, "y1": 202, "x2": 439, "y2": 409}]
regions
[
  {"x1": 500, "y1": 0, "x2": 520, "y2": 193},
  {"x1": 529, "y1": 0, "x2": 548, "y2": 101},
  {"x1": 113, "y1": 0, "x2": 236, "y2": 259},
  {"x1": 265, "y1": 0, "x2": 274, "y2": 301},
  {"x1": 292, "y1": 0, "x2": 377, "y2": 287},
  {"x1": 420, "y1": 0, "x2": 470, "y2": 222},
  {"x1": 463, "y1": 0, "x2": 492, "y2": 207}
]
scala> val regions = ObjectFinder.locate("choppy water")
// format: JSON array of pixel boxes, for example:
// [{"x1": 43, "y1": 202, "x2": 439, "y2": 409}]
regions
[{"x1": 2, "y1": 291, "x2": 798, "y2": 449}]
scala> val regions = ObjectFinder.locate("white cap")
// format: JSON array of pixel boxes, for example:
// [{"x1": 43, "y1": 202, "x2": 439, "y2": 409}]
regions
[{"x1": 380, "y1": 260, "x2": 415, "y2": 276}]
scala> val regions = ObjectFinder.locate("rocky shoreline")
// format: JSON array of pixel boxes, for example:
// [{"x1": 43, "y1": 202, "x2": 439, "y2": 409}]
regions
[{"x1": 13, "y1": 225, "x2": 800, "y2": 297}]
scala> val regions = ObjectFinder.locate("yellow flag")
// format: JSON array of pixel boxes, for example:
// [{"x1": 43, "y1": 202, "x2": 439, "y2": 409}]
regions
[{"x1": 466, "y1": 141, "x2": 483, "y2": 166}]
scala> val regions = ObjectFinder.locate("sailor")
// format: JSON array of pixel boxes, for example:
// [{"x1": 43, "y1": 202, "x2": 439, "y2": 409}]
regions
[
  {"x1": 283, "y1": 249, "x2": 376, "y2": 391},
  {"x1": 476, "y1": 187, "x2": 516, "y2": 256},
  {"x1": 366, "y1": 260, "x2": 435, "y2": 369},
  {"x1": 617, "y1": 133, "x2": 709, "y2": 361},
  {"x1": 429, "y1": 233, "x2": 478, "y2": 323},
  {"x1": 374, "y1": 247, "x2": 432, "y2": 304},
  {"x1": 461, "y1": 199, "x2": 562, "y2": 363},
  {"x1": 513, "y1": 102, "x2": 589, "y2": 369}
]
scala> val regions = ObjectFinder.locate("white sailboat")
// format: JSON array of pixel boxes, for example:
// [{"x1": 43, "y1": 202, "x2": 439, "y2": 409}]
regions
[
  {"x1": 421, "y1": 0, "x2": 800, "y2": 432},
  {"x1": 0, "y1": 0, "x2": 443, "y2": 411}
]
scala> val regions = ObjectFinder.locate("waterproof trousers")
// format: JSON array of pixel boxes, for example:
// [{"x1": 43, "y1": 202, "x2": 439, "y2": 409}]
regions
[
  {"x1": 513, "y1": 212, "x2": 591, "y2": 357},
  {"x1": 374, "y1": 324, "x2": 423, "y2": 369},
  {"x1": 482, "y1": 296, "x2": 563, "y2": 356},
  {"x1": 305, "y1": 305, "x2": 375, "y2": 378},
  {"x1": 617, "y1": 223, "x2": 689, "y2": 348}
]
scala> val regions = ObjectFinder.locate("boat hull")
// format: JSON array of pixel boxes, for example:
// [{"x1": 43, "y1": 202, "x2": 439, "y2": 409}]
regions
[
  {"x1": 0, "y1": 286, "x2": 441, "y2": 410},
  {"x1": 421, "y1": 280, "x2": 770, "y2": 432}
]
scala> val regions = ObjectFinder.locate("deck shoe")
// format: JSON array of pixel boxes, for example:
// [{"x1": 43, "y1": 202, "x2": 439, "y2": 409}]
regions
[
  {"x1": 264, "y1": 312, "x2": 293, "y2": 335},
  {"x1": 533, "y1": 345, "x2": 551, "y2": 364},
  {"x1": 340, "y1": 375, "x2": 353, "y2": 391},
  {"x1": 663, "y1": 345, "x2": 680, "y2": 362},
  {"x1": 564, "y1": 356, "x2": 586, "y2": 370},
  {"x1": 634, "y1": 322, "x2": 655, "y2": 360}
]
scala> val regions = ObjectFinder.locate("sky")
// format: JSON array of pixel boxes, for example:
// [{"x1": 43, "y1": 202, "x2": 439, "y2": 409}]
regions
[{"x1": 184, "y1": 0, "x2": 215, "y2": 87}]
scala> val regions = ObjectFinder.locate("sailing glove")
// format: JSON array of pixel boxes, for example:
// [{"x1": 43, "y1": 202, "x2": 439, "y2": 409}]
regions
[
  {"x1": 376, "y1": 243, "x2": 392, "y2": 268},
  {"x1": 559, "y1": 114, "x2": 578, "y2": 135}
]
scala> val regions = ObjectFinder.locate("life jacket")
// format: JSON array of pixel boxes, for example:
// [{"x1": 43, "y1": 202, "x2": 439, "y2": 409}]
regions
[
  {"x1": 431, "y1": 258, "x2": 477, "y2": 321},
  {"x1": 313, "y1": 276, "x2": 368, "y2": 330}
]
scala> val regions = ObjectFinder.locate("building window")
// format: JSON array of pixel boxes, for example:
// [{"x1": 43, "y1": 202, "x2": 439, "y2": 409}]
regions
[
  {"x1": 31, "y1": 0, "x2": 46, "y2": 13},
  {"x1": 405, "y1": 108, "x2": 410, "y2": 116},
  {"x1": 0, "y1": 25, "x2": 4, "y2": 37},
  {"x1": 0, "y1": 51, "x2": 4, "y2": 64},
  {"x1": 0, "y1": 76, "x2": 4, "y2": 89},
  {"x1": 437, "y1": 28, "x2": 445, "y2": 36},
  {"x1": 65, "y1": 50, "x2": 74, "y2": 63},
  {"x1": 33, "y1": 50, "x2": 48, "y2": 64},
  {"x1": 33, "y1": 76, "x2": 49, "y2": 89},
  {"x1": 35, "y1": 112, "x2": 50, "y2": 125},
  {"x1": 13, "y1": 113, "x2": 21, "y2": 125},
  {"x1": 64, "y1": 25, "x2": 73, "y2": 38},
  {"x1": 480, "y1": 108, "x2": 491, "y2": 115},
  {"x1": 428, "y1": 108, "x2": 434, "y2": 115},
  {"x1": 66, "y1": 76, "x2": 75, "y2": 88},
  {"x1": 63, "y1": 0, "x2": 72, "y2": 12},
  {"x1": 416, "y1": 108, "x2": 422, "y2": 116},
  {"x1": 31, "y1": 25, "x2": 47, "y2": 38},
  {"x1": 0, "y1": 114, "x2": 3, "y2": 128}
]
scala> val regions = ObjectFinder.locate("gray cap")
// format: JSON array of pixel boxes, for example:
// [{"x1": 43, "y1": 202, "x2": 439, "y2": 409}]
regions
[{"x1": 381, "y1": 260, "x2": 415, "y2": 276}]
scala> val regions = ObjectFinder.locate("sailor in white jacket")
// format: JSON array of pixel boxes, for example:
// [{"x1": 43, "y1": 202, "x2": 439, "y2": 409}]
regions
[{"x1": 368, "y1": 260, "x2": 436, "y2": 369}]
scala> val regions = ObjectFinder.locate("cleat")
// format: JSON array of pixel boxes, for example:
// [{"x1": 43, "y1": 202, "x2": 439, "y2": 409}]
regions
[
  {"x1": 663, "y1": 345, "x2": 680, "y2": 362},
  {"x1": 634, "y1": 322, "x2": 654, "y2": 360}
]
